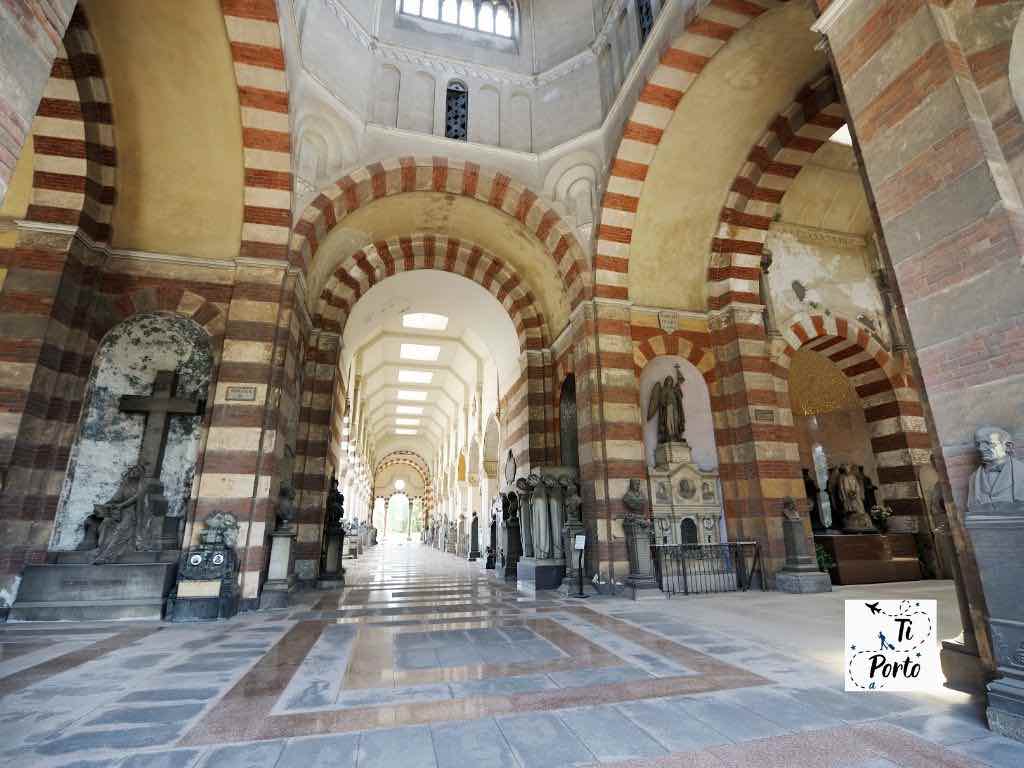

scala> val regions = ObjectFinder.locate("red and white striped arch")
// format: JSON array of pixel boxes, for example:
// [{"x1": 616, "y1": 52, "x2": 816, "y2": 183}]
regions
[
  {"x1": 595, "y1": 0, "x2": 783, "y2": 300},
  {"x1": 291, "y1": 157, "x2": 590, "y2": 308},
  {"x1": 316, "y1": 235, "x2": 550, "y2": 352}
]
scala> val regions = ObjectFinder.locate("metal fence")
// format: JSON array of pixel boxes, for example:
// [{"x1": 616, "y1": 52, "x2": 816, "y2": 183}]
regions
[{"x1": 654, "y1": 542, "x2": 764, "y2": 596}]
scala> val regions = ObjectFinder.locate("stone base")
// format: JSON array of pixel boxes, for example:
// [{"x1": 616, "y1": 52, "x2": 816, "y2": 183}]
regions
[
  {"x1": 814, "y1": 533, "x2": 922, "y2": 585},
  {"x1": 258, "y1": 577, "x2": 295, "y2": 610},
  {"x1": 10, "y1": 561, "x2": 178, "y2": 621},
  {"x1": 775, "y1": 569, "x2": 833, "y2": 594},
  {"x1": 626, "y1": 575, "x2": 659, "y2": 600},
  {"x1": 316, "y1": 571, "x2": 345, "y2": 589},
  {"x1": 517, "y1": 558, "x2": 565, "y2": 595},
  {"x1": 988, "y1": 677, "x2": 1024, "y2": 742},
  {"x1": 940, "y1": 638, "x2": 988, "y2": 694},
  {"x1": 168, "y1": 592, "x2": 239, "y2": 622}
]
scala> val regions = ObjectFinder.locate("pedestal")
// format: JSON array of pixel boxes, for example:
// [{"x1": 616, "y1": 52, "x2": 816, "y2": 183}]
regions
[
  {"x1": 775, "y1": 517, "x2": 832, "y2": 593},
  {"x1": 965, "y1": 505, "x2": 1024, "y2": 742},
  {"x1": 516, "y1": 557, "x2": 565, "y2": 596},
  {"x1": 318, "y1": 532, "x2": 345, "y2": 589},
  {"x1": 655, "y1": 441, "x2": 691, "y2": 468},
  {"x1": 259, "y1": 528, "x2": 297, "y2": 609},
  {"x1": 813, "y1": 532, "x2": 922, "y2": 585}
]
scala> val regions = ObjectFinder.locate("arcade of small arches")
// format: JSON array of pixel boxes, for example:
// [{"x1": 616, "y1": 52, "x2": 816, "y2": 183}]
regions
[{"x1": 0, "y1": 1, "x2": 1021, "y2": 725}]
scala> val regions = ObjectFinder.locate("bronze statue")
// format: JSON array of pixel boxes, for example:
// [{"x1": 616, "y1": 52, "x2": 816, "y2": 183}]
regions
[
  {"x1": 968, "y1": 426, "x2": 1024, "y2": 513},
  {"x1": 646, "y1": 365, "x2": 686, "y2": 445}
]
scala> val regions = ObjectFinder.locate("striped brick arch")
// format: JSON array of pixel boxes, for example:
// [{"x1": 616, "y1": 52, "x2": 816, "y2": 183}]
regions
[
  {"x1": 375, "y1": 452, "x2": 434, "y2": 522},
  {"x1": 708, "y1": 74, "x2": 841, "y2": 309},
  {"x1": 632, "y1": 330, "x2": 714, "y2": 382},
  {"x1": 221, "y1": 0, "x2": 293, "y2": 261},
  {"x1": 290, "y1": 157, "x2": 590, "y2": 308},
  {"x1": 777, "y1": 313, "x2": 929, "y2": 519},
  {"x1": 94, "y1": 288, "x2": 227, "y2": 345},
  {"x1": 595, "y1": 0, "x2": 781, "y2": 299},
  {"x1": 316, "y1": 235, "x2": 550, "y2": 351},
  {"x1": 25, "y1": 7, "x2": 115, "y2": 243}
]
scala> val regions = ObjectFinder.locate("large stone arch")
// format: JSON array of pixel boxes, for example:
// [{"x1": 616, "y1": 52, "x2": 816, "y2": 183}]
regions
[
  {"x1": 25, "y1": 7, "x2": 116, "y2": 244},
  {"x1": 594, "y1": 0, "x2": 782, "y2": 300},
  {"x1": 316, "y1": 235, "x2": 550, "y2": 351},
  {"x1": 708, "y1": 73, "x2": 840, "y2": 312},
  {"x1": 290, "y1": 157, "x2": 591, "y2": 308},
  {"x1": 776, "y1": 312, "x2": 929, "y2": 521},
  {"x1": 220, "y1": 0, "x2": 293, "y2": 261}
]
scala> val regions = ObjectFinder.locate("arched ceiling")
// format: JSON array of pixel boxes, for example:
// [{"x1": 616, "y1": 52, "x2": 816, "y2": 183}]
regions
[
  {"x1": 628, "y1": 1, "x2": 825, "y2": 312},
  {"x1": 305, "y1": 192, "x2": 570, "y2": 335},
  {"x1": 343, "y1": 269, "x2": 520, "y2": 464},
  {"x1": 84, "y1": 0, "x2": 244, "y2": 260},
  {"x1": 779, "y1": 141, "x2": 873, "y2": 236}
]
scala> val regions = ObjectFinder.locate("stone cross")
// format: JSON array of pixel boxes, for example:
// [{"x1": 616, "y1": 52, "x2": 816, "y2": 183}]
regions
[{"x1": 119, "y1": 370, "x2": 202, "y2": 479}]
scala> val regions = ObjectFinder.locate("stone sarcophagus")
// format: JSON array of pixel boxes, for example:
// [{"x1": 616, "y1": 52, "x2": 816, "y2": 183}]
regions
[{"x1": 513, "y1": 466, "x2": 578, "y2": 594}]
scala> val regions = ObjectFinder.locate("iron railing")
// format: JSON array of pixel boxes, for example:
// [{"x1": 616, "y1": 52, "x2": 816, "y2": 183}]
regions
[{"x1": 654, "y1": 542, "x2": 765, "y2": 596}]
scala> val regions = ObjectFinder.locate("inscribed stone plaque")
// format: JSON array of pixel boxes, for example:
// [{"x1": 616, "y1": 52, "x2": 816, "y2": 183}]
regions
[{"x1": 226, "y1": 385, "x2": 257, "y2": 402}]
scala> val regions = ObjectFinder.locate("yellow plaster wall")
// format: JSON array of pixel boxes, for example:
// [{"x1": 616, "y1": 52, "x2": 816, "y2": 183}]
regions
[
  {"x1": 84, "y1": 0, "x2": 244, "y2": 260},
  {"x1": 780, "y1": 142, "x2": 872, "y2": 235},
  {"x1": 309, "y1": 193, "x2": 571, "y2": 336},
  {"x1": 628, "y1": 2, "x2": 825, "y2": 311}
]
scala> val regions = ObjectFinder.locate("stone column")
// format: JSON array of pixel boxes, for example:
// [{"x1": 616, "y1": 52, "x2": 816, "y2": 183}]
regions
[{"x1": 814, "y1": 0, "x2": 1024, "y2": 695}]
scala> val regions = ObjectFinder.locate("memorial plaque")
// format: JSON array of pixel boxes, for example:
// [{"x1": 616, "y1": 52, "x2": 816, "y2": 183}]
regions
[{"x1": 226, "y1": 385, "x2": 257, "y2": 402}]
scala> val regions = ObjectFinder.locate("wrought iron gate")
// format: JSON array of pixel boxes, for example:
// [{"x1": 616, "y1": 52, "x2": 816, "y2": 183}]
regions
[{"x1": 654, "y1": 542, "x2": 764, "y2": 596}]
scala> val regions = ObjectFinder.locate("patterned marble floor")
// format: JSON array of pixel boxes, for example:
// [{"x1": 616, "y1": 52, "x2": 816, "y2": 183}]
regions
[{"x1": 1, "y1": 541, "x2": 1022, "y2": 768}]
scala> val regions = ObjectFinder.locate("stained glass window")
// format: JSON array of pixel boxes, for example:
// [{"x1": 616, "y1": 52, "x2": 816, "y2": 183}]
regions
[{"x1": 445, "y1": 81, "x2": 469, "y2": 141}]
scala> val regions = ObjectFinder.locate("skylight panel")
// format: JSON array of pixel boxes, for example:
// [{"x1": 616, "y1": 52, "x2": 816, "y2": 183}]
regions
[
  {"x1": 398, "y1": 369, "x2": 434, "y2": 385},
  {"x1": 400, "y1": 343, "x2": 441, "y2": 361},
  {"x1": 403, "y1": 312, "x2": 448, "y2": 331}
]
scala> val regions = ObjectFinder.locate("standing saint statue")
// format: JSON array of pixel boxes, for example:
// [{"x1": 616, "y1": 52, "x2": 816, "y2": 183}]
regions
[{"x1": 647, "y1": 364, "x2": 686, "y2": 445}]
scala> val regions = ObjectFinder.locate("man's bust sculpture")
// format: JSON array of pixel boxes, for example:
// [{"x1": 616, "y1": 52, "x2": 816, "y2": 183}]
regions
[{"x1": 967, "y1": 426, "x2": 1024, "y2": 514}]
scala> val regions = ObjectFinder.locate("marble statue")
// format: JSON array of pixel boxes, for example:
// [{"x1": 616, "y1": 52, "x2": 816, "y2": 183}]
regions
[
  {"x1": 968, "y1": 425, "x2": 1024, "y2": 513},
  {"x1": 87, "y1": 464, "x2": 161, "y2": 564},
  {"x1": 647, "y1": 365, "x2": 686, "y2": 445},
  {"x1": 623, "y1": 478, "x2": 646, "y2": 515},
  {"x1": 840, "y1": 464, "x2": 875, "y2": 532}
]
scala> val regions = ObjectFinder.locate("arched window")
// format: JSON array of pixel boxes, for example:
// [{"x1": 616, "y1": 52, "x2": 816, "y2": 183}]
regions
[
  {"x1": 445, "y1": 80, "x2": 469, "y2": 140},
  {"x1": 399, "y1": 0, "x2": 517, "y2": 39}
]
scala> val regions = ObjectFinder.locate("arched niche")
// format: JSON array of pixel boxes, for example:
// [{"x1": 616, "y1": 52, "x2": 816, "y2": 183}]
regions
[
  {"x1": 639, "y1": 356, "x2": 716, "y2": 470},
  {"x1": 54, "y1": 312, "x2": 213, "y2": 550}
]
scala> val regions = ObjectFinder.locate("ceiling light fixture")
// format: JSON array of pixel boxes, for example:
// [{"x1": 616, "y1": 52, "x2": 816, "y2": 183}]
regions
[
  {"x1": 402, "y1": 312, "x2": 449, "y2": 331},
  {"x1": 398, "y1": 369, "x2": 433, "y2": 384},
  {"x1": 400, "y1": 343, "x2": 441, "y2": 361},
  {"x1": 397, "y1": 390, "x2": 428, "y2": 401}
]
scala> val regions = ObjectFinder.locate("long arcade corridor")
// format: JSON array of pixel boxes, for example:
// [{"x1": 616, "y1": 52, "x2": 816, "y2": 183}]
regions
[{"x1": 0, "y1": 543, "x2": 1021, "y2": 767}]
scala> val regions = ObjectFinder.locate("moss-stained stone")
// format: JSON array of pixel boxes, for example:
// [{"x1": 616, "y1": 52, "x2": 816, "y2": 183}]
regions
[{"x1": 53, "y1": 312, "x2": 213, "y2": 550}]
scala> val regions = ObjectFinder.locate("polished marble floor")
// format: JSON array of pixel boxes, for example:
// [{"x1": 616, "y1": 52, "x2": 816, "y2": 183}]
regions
[{"x1": 1, "y1": 541, "x2": 1023, "y2": 767}]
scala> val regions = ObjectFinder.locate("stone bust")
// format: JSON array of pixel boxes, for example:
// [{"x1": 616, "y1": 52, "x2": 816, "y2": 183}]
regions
[{"x1": 967, "y1": 426, "x2": 1024, "y2": 513}]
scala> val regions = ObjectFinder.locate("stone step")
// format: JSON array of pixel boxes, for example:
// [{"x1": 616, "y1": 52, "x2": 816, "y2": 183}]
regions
[{"x1": 9, "y1": 599, "x2": 165, "y2": 622}]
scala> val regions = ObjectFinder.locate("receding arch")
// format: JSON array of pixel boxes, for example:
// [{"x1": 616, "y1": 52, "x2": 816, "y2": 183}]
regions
[
  {"x1": 290, "y1": 157, "x2": 591, "y2": 308},
  {"x1": 316, "y1": 234, "x2": 550, "y2": 351}
]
